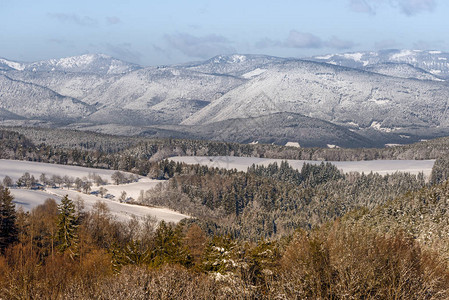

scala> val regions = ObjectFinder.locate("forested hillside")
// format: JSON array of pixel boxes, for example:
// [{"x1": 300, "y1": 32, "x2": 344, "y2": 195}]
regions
[{"x1": 2, "y1": 127, "x2": 449, "y2": 298}]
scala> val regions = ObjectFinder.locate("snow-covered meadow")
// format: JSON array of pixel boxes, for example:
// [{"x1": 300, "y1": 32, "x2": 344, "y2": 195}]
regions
[
  {"x1": 1, "y1": 156, "x2": 436, "y2": 222},
  {"x1": 0, "y1": 159, "x2": 188, "y2": 223},
  {"x1": 170, "y1": 156, "x2": 436, "y2": 177}
]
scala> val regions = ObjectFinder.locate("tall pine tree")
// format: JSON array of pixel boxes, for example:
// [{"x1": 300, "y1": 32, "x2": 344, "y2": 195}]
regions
[
  {"x1": 57, "y1": 195, "x2": 79, "y2": 259},
  {"x1": 0, "y1": 185, "x2": 18, "y2": 252}
]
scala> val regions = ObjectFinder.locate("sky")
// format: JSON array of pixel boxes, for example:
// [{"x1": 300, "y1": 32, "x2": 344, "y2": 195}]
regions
[{"x1": 0, "y1": 0, "x2": 447, "y2": 66}]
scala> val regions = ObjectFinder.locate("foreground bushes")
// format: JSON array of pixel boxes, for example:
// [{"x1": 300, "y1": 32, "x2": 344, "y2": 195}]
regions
[
  {"x1": 276, "y1": 223, "x2": 449, "y2": 299},
  {"x1": 2, "y1": 217, "x2": 449, "y2": 299}
]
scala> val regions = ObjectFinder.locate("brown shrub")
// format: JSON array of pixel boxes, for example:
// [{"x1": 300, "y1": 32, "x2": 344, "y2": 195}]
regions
[{"x1": 276, "y1": 222, "x2": 449, "y2": 299}]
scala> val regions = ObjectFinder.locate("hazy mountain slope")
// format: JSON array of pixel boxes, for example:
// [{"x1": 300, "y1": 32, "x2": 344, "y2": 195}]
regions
[
  {"x1": 180, "y1": 54, "x2": 287, "y2": 76},
  {"x1": 0, "y1": 107, "x2": 25, "y2": 120},
  {"x1": 4, "y1": 70, "x2": 121, "y2": 100},
  {"x1": 2, "y1": 52, "x2": 449, "y2": 147},
  {"x1": 84, "y1": 99, "x2": 210, "y2": 126},
  {"x1": 0, "y1": 74, "x2": 95, "y2": 122},
  {"x1": 140, "y1": 112, "x2": 374, "y2": 147},
  {"x1": 309, "y1": 50, "x2": 449, "y2": 78},
  {"x1": 364, "y1": 63, "x2": 443, "y2": 81},
  {"x1": 183, "y1": 59, "x2": 449, "y2": 134},
  {"x1": 81, "y1": 67, "x2": 246, "y2": 125}
]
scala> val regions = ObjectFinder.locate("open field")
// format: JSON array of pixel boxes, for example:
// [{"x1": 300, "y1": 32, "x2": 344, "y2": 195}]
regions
[
  {"x1": 0, "y1": 159, "x2": 188, "y2": 223},
  {"x1": 170, "y1": 156, "x2": 436, "y2": 177}
]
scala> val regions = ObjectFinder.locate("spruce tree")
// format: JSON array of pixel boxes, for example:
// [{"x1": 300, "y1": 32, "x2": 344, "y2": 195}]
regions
[
  {"x1": 57, "y1": 195, "x2": 79, "y2": 259},
  {"x1": 0, "y1": 185, "x2": 18, "y2": 252}
]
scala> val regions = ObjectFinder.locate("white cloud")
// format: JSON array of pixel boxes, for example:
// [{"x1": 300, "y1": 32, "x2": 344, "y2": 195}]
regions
[
  {"x1": 326, "y1": 36, "x2": 356, "y2": 49},
  {"x1": 48, "y1": 13, "x2": 98, "y2": 27},
  {"x1": 164, "y1": 33, "x2": 235, "y2": 58},
  {"x1": 397, "y1": 0, "x2": 436, "y2": 15},
  {"x1": 255, "y1": 32, "x2": 355, "y2": 50},
  {"x1": 104, "y1": 43, "x2": 142, "y2": 63},
  {"x1": 349, "y1": 0, "x2": 437, "y2": 15},
  {"x1": 285, "y1": 31, "x2": 323, "y2": 48},
  {"x1": 349, "y1": 0, "x2": 375, "y2": 14},
  {"x1": 374, "y1": 39, "x2": 400, "y2": 49},
  {"x1": 106, "y1": 16, "x2": 121, "y2": 25}
]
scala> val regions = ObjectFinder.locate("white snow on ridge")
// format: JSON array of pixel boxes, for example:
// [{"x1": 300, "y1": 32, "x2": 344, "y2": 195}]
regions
[
  {"x1": 242, "y1": 68, "x2": 267, "y2": 79},
  {"x1": 391, "y1": 50, "x2": 414, "y2": 60},
  {"x1": 343, "y1": 53, "x2": 363, "y2": 62},
  {"x1": 170, "y1": 156, "x2": 435, "y2": 177},
  {"x1": 315, "y1": 54, "x2": 334, "y2": 60},
  {"x1": 0, "y1": 58, "x2": 25, "y2": 70},
  {"x1": 346, "y1": 121, "x2": 360, "y2": 127},
  {"x1": 231, "y1": 55, "x2": 247, "y2": 63}
]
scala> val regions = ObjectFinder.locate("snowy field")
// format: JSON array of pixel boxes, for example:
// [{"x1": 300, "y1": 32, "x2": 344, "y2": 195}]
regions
[
  {"x1": 170, "y1": 156, "x2": 436, "y2": 177},
  {"x1": 0, "y1": 159, "x2": 187, "y2": 223},
  {"x1": 0, "y1": 159, "x2": 125, "y2": 182}
]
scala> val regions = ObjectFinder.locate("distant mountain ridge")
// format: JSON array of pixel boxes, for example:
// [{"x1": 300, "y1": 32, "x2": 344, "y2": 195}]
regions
[
  {"x1": 308, "y1": 49, "x2": 449, "y2": 79},
  {"x1": 0, "y1": 54, "x2": 140, "y2": 75},
  {"x1": 2, "y1": 50, "x2": 449, "y2": 148}
]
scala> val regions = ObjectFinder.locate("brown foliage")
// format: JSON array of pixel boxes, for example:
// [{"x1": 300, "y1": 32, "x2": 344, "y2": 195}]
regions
[
  {"x1": 184, "y1": 223, "x2": 207, "y2": 265},
  {"x1": 276, "y1": 223, "x2": 449, "y2": 299}
]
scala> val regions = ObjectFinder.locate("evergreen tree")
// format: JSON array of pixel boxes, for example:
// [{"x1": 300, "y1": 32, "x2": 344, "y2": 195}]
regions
[
  {"x1": 0, "y1": 185, "x2": 18, "y2": 251},
  {"x1": 57, "y1": 195, "x2": 79, "y2": 259},
  {"x1": 152, "y1": 221, "x2": 191, "y2": 267}
]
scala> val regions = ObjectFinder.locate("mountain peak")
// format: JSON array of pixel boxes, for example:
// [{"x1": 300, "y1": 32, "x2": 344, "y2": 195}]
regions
[{"x1": 25, "y1": 54, "x2": 141, "y2": 75}]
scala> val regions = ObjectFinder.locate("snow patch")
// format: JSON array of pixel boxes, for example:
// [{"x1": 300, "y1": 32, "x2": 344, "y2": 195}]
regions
[
  {"x1": 343, "y1": 53, "x2": 363, "y2": 62},
  {"x1": 369, "y1": 99, "x2": 390, "y2": 105},
  {"x1": 391, "y1": 50, "x2": 414, "y2": 60},
  {"x1": 231, "y1": 55, "x2": 247, "y2": 63},
  {"x1": 370, "y1": 121, "x2": 392, "y2": 132},
  {"x1": 315, "y1": 54, "x2": 334, "y2": 60},
  {"x1": 327, "y1": 144, "x2": 340, "y2": 149},
  {"x1": 429, "y1": 50, "x2": 442, "y2": 54},
  {"x1": 285, "y1": 142, "x2": 301, "y2": 148},
  {"x1": 430, "y1": 69, "x2": 442, "y2": 74},
  {"x1": 346, "y1": 121, "x2": 360, "y2": 127},
  {"x1": 242, "y1": 68, "x2": 267, "y2": 79}
]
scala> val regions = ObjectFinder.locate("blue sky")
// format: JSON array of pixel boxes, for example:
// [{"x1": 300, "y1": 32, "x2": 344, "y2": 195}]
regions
[{"x1": 0, "y1": 0, "x2": 447, "y2": 66}]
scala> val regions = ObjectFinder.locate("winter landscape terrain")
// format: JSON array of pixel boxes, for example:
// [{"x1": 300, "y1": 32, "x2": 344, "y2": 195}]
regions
[
  {"x1": 0, "y1": 159, "x2": 187, "y2": 222},
  {"x1": 171, "y1": 156, "x2": 436, "y2": 177},
  {"x1": 2, "y1": 50, "x2": 449, "y2": 147}
]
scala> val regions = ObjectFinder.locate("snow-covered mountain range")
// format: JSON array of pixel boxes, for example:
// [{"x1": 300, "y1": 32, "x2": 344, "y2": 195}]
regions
[
  {"x1": 2, "y1": 50, "x2": 449, "y2": 147},
  {"x1": 308, "y1": 49, "x2": 449, "y2": 79}
]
